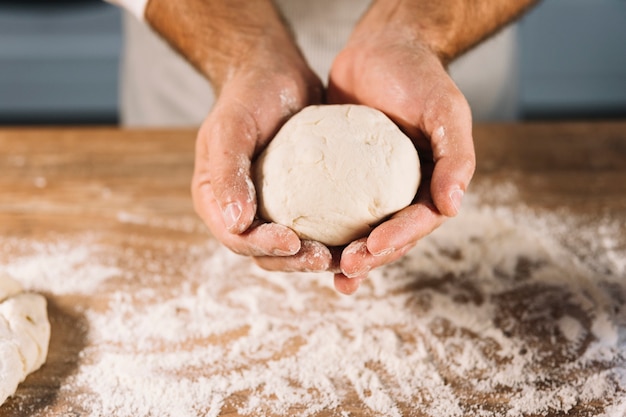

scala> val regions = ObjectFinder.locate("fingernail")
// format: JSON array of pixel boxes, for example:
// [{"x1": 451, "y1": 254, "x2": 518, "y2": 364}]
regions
[
  {"x1": 373, "y1": 247, "x2": 395, "y2": 257},
  {"x1": 345, "y1": 265, "x2": 371, "y2": 279},
  {"x1": 222, "y1": 202, "x2": 242, "y2": 232},
  {"x1": 449, "y1": 188, "x2": 464, "y2": 215},
  {"x1": 272, "y1": 247, "x2": 298, "y2": 257}
]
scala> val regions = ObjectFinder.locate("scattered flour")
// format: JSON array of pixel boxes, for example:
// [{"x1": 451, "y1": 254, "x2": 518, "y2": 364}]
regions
[
  {"x1": 2, "y1": 239, "x2": 121, "y2": 295},
  {"x1": 1, "y1": 196, "x2": 625, "y2": 416}
]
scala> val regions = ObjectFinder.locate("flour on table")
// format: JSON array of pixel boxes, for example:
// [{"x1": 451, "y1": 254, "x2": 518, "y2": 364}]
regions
[{"x1": 0, "y1": 194, "x2": 625, "y2": 416}]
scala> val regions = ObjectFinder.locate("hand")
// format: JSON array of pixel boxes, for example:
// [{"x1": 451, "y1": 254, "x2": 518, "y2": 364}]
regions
[
  {"x1": 327, "y1": 16, "x2": 476, "y2": 294},
  {"x1": 191, "y1": 40, "x2": 334, "y2": 274},
  {"x1": 144, "y1": 0, "x2": 539, "y2": 295},
  {"x1": 145, "y1": 0, "x2": 332, "y2": 273}
]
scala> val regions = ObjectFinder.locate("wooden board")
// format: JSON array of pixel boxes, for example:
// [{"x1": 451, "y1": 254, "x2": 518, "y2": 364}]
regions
[{"x1": 1, "y1": 122, "x2": 625, "y2": 416}]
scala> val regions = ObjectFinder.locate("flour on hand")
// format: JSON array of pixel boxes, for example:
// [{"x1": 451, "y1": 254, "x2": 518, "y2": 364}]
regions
[{"x1": 253, "y1": 104, "x2": 420, "y2": 246}]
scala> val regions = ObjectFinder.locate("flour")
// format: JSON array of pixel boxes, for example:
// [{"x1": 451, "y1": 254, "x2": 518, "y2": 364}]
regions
[
  {"x1": 2, "y1": 239, "x2": 121, "y2": 295},
  {"x1": 557, "y1": 315, "x2": 586, "y2": 344},
  {"x1": 1, "y1": 193, "x2": 625, "y2": 416}
]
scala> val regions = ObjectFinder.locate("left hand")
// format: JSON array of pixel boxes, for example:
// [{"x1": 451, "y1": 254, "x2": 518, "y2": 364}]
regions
[
  {"x1": 146, "y1": 0, "x2": 333, "y2": 275},
  {"x1": 327, "y1": 16, "x2": 476, "y2": 295}
]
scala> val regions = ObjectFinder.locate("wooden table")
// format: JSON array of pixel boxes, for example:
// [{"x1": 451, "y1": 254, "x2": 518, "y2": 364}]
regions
[{"x1": 1, "y1": 122, "x2": 625, "y2": 416}]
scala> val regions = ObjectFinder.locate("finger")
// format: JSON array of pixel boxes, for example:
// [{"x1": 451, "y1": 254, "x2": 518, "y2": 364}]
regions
[
  {"x1": 193, "y1": 100, "x2": 260, "y2": 235},
  {"x1": 253, "y1": 240, "x2": 332, "y2": 272},
  {"x1": 242, "y1": 222, "x2": 303, "y2": 256},
  {"x1": 422, "y1": 84, "x2": 476, "y2": 217},
  {"x1": 365, "y1": 207, "x2": 441, "y2": 257},
  {"x1": 333, "y1": 273, "x2": 365, "y2": 295},
  {"x1": 340, "y1": 185, "x2": 439, "y2": 277},
  {"x1": 340, "y1": 234, "x2": 418, "y2": 279},
  {"x1": 338, "y1": 239, "x2": 371, "y2": 278},
  {"x1": 364, "y1": 175, "x2": 444, "y2": 254},
  {"x1": 193, "y1": 179, "x2": 301, "y2": 256}
]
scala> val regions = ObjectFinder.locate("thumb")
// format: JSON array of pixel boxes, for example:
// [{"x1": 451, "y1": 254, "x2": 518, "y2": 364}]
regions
[
  {"x1": 194, "y1": 100, "x2": 259, "y2": 234},
  {"x1": 424, "y1": 88, "x2": 476, "y2": 217}
]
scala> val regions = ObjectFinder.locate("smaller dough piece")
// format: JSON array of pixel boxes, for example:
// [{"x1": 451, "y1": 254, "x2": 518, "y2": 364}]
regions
[
  {"x1": 0, "y1": 274, "x2": 51, "y2": 407},
  {"x1": 0, "y1": 342, "x2": 23, "y2": 408},
  {"x1": 253, "y1": 104, "x2": 421, "y2": 246},
  {"x1": 0, "y1": 294, "x2": 51, "y2": 375},
  {"x1": 0, "y1": 273, "x2": 23, "y2": 303}
]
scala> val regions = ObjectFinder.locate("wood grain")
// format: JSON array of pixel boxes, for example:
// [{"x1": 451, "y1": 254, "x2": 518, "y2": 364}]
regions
[{"x1": 0, "y1": 122, "x2": 625, "y2": 416}]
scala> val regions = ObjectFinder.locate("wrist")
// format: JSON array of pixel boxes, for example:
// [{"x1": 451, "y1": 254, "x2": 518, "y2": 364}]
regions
[
  {"x1": 144, "y1": 0, "x2": 307, "y2": 93},
  {"x1": 350, "y1": 0, "x2": 458, "y2": 63},
  {"x1": 353, "y1": 0, "x2": 538, "y2": 64}
]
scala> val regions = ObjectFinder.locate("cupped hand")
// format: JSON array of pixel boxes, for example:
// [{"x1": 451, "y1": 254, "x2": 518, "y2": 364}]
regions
[
  {"x1": 327, "y1": 24, "x2": 476, "y2": 294},
  {"x1": 191, "y1": 47, "x2": 333, "y2": 273},
  {"x1": 145, "y1": 0, "x2": 335, "y2": 274}
]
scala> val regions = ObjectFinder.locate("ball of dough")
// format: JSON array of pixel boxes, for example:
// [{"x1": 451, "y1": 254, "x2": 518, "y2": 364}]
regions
[
  {"x1": 0, "y1": 273, "x2": 51, "y2": 407},
  {"x1": 253, "y1": 104, "x2": 421, "y2": 246}
]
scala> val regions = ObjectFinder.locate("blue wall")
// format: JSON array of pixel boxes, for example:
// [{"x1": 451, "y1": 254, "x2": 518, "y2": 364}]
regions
[
  {"x1": 0, "y1": 1, "x2": 122, "y2": 124},
  {"x1": 519, "y1": 0, "x2": 626, "y2": 118},
  {"x1": 0, "y1": 0, "x2": 624, "y2": 124}
]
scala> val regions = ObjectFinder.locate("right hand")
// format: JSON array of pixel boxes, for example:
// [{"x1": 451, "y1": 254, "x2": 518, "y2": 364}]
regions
[{"x1": 326, "y1": 6, "x2": 476, "y2": 295}]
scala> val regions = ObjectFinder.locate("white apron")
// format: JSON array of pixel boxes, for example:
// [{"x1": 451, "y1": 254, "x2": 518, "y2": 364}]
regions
[{"x1": 119, "y1": 0, "x2": 519, "y2": 126}]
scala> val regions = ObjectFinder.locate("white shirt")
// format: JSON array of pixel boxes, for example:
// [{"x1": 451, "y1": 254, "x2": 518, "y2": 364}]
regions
[{"x1": 104, "y1": 0, "x2": 147, "y2": 21}]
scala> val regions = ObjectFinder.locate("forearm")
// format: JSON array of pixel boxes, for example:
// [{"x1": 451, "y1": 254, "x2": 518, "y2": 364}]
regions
[
  {"x1": 143, "y1": 0, "x2": 303, "y2": 92},
  {"x1": 356, "y1": 0, "x2": 539, "y2": 63}
]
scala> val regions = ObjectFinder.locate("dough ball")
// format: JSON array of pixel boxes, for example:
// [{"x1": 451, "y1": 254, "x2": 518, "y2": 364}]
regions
[{"x1": 253, "y1": 104, "x2": 421, "y2": 246}]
